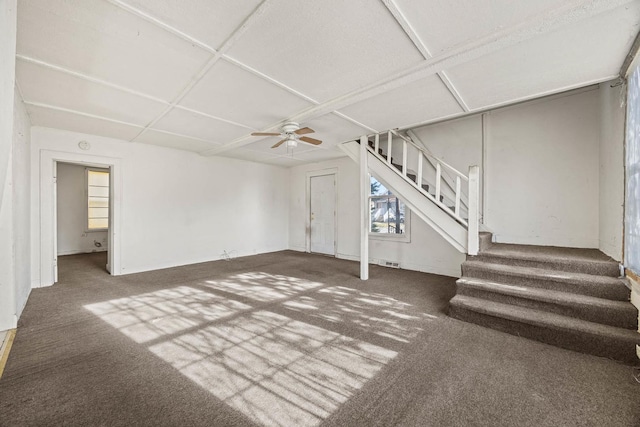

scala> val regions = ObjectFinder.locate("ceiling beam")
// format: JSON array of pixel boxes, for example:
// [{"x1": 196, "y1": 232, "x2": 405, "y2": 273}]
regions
[
  {"x1": 202, "y1": 0, "x2": 633, "y2": 156},
  {"x1": 381, "y1": 0, "x2": 470, "y2": 112},
  {"x1": 129, "y1": 0, "x2": 274, "y2": 142},
  {"x1": 15, "y1": 54, "x2": 255, "y2": 130},
  {"x1": 24, "y1": 101, "x2": 222, "y2": 146}
]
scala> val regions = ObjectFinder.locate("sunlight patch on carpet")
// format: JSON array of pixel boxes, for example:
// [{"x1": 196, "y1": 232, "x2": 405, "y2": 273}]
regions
[
  {"x1": 149, "y1": 310, "x2": 397, "y2": 426},
  {"x1": 203, "y1": 272, "x2": 323, "y2": 302},
  {"x1": 84, "y1": 286, "x2": 251, "y2": 343}
]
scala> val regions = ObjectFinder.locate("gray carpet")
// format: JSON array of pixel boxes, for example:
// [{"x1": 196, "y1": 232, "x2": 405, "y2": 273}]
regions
[{"x1": 0, "y1": 251, "x2": 639, "y2": 426}]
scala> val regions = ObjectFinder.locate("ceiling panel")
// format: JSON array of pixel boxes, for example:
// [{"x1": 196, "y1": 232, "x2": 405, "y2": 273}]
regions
[
  {"x1": 226, "y1": 0, "x2": 424, "y2": 102},
  {"x1": 135, "y1": 129, "x2": 219, "y2": 153},
  {"x1": 445, "y1": 3, "x2": 640, "y2": 110},
  {"x1": 395, "y1": 0, "x2": 567, "y2": 55},
  {"x1": 17, "y1": 0, "x2": 210, "y2": 100},
  {"x1": 339, "y1": 74, "x2": 463, "y2": 130},
  {"x1": 120, "y1": 0, "x2": 262, "y2": 50},
  {"x1": 151, "y1": 108, "x2": 249, "y2": 143},
  {"x1": 17, "y1": 59, "x2": 167, "y2": 126},
  {"x1": 180, "y1": 59, "x2": 313, "y2": 129},
  {"x1": 302, "y1": 113, "x2": 371, "y2": 148},
  {"x1": 27, "y1": 104, "x2": 142, "y2": 141}
]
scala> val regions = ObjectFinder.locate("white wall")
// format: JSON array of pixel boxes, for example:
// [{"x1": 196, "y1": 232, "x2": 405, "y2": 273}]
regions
[
  {"x1": 13, "y1": 90, "x2": 32, "y2": 317},
  {"x1": 56, "y1": 163, "x2": 108, "y2": 256},
  {"x1": 412, "y1": 87, "x2": 601, "y2": 249},
  {"x1": 0, "y1": 0, "x2": 18, "y2": 331},
  {"x1": 289, "y1": 157, "x2": 465, "y2": 278},
  {"x1": 598, "y1": 81, "x2": 625, "y2": 261},
  {"x1": 31, "y1": 127, "x2": 289, "y2": 285}
]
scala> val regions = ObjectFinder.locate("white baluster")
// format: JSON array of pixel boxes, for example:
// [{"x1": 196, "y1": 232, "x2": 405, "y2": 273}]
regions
[
  {"x1": 468, "y1": 165, "x2": 480, "y2": 255},
  {"x1": 402, "y1": 140, "x2": 407, "y2": 176},
  {"x1": 455, "y1": 176, "x2": 461, "y2": 216},
  {"x1": 435, "y1": 162, "x2": 441, "y2": 202},
  {"x1": 374, "y1": 133, "x2": 379, "y2": 156},
  {"x1": 387, "y1": 131, "x2": 392, "y2": 165},
  {"x1": 417, "y1": 153, "x2": 423, "y2": 189}
]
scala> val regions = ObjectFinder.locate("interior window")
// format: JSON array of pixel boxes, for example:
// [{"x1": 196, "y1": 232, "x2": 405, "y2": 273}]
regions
[
  {"x1": 370, "y1": 176, "x2": 406, "y2": 235},
  {"x1": 626, "y1": 65, "x2": 640, "y2": 274},
  {"x1": 87, "y1": 169, "x2": 109, "y2": 231}
]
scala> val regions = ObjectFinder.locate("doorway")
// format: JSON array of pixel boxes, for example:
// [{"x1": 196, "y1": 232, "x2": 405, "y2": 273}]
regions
[
  {"x1": 55, "y1": 162, "x2": 111, "y2": 278},
  {"x1": 309, "y1": 172, "x2": 336, "y2": 256},
  {"x1": 38, "y1": 150, "x2": 121, "y2": 287}
]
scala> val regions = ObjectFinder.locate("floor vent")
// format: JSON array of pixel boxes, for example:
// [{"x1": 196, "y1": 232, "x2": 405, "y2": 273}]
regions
[{"x1": 380, "y1": 260, "x2": 400, "y2": 269}]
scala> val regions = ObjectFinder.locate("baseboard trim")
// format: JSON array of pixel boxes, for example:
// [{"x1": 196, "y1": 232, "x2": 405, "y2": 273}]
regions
[{"x1": 0, "y1": 329, "x2": 16, "y2": 380}]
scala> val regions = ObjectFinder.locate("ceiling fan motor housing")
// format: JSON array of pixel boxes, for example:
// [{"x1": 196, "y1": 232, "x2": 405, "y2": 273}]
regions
[{"x1": 281, "y1": 122, "x2": 300, "y2": 134}]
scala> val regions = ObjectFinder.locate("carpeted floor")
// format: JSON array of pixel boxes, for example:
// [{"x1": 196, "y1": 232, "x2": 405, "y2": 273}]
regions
[{"x1": 1, "y1": 251, "x2": 639, "y2": 426}]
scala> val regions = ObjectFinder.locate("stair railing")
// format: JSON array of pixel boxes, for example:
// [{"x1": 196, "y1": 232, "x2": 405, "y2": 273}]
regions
[{"x1": 363, "y1": 129, "x2": 480, "y2": 255}]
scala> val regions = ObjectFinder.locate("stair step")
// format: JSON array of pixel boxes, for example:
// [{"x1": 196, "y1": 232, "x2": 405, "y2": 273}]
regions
[
  {"x1": 449, "y1": 295, "x2": 640, "y2": 364},
  {"x1": 472, "y1": 244, "x2": 620, "y2": 277},
  {"x1": 456, "y1": 277, "x2": 638, "y2": 329},
  {"x1": 479, "y1": 232, "x2": 493, "y2": 251},
  {"x1": 462, "y1": 261, "x2": 630, "y2": 301}
]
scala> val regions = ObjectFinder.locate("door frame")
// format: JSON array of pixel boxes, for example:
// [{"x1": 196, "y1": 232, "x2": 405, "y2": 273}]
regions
[
  {"x1": 38, "y1": 150, "x2": 122, "y2": 287},
  {"x1": 305, "y1": 168, "x2": 338, "y2": 255}
]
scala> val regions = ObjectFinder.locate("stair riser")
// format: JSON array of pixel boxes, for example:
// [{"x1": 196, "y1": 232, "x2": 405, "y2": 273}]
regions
[
  {"x1": 456, "y1": 284, "x2": 638, "y2": 329},
  {"x1": 461, "y1": 264, "x2": 629, "y2": 301},
  {"x1": 449, "y1": 304, "x2": 640, "y2": 364},
  {"x1": 470, "y1": 254, "x2": 620, "y2": 277}
]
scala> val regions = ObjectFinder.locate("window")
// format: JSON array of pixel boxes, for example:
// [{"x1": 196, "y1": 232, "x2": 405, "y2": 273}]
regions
[
  {"x1": 626, "y1": 65, "x2": 640, "y2": 274},
  {"x1": 369, "y1": 176, "x2": 409, "y2": 240},
  {"x1": 87, "y1": 169, "x2": 109, "y2": 231}
]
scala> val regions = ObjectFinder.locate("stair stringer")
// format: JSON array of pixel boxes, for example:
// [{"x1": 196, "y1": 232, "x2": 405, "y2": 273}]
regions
[{"x1": 340, "y1": 140, "x2": 467, "y2": 253}]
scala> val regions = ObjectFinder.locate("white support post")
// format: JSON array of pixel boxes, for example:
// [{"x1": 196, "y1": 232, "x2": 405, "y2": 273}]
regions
[
  {"x1": 387, "y1": 131, "x2": 392, "y2": 165},
  {"x1": 467, "y1": 165, "x2": 480, "y2": 256},
  {"x1": 374, "y1": 133, "x2": 379, "y2": 155},
  {"x1": 360, "y1": 135, "x2": 369, "y2": 280},
  {"x1": 435, "y1": 163, "x2": 441, "y2": 202},
  {"x1": 402, "y1": 140, "x2": 407, "y2": 175}
]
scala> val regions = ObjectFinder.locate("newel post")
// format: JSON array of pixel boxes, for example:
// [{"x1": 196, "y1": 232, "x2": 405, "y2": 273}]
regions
[
  {"x1": 467, "y1": 165, "x2": 480, "y2": 256},
  {"x1": 360, "y1": 135, "x2": 369, "y2": 280}
]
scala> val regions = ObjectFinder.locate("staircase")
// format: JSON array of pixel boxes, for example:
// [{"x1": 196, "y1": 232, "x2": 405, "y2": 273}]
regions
[
  {"x1": 450, "y1": 236, "x2": 640, "y2": 364},
  {"x1": 340, "y1": 131, "x2": 481, "y2": 254},
  {"x1": 341, "y1": 129, "x2": 639, "y2": 363}
]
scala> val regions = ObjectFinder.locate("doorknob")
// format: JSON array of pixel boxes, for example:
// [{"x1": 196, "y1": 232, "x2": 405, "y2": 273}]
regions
[{"x1": 311, "y1": 213, "x2": 315, "y2": 220}]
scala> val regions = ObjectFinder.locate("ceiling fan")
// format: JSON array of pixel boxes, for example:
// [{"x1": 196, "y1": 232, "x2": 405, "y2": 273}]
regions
[{"x1": 251, "y1": 122, "x2": 322, "y2": 148}]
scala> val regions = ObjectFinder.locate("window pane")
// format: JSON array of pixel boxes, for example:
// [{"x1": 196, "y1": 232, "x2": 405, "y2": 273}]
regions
[
  {"x1": 370, "y1": 176, "x2": 389, "y2": 196},
  {"x1": 88, "y1": 170, "x2": 109, "y2": 187},
  {"x1": 88, "y1": 197, "x2": 108, "y2": 208},
  {"x1": 88, "y1": 207, "x2": 109, "y2": 218},
  {"x1": 626, "y1": 65, "x2": 640, "y2": 273},
  {"x1": 88, "y1": 186, "x2": 109, "y2": 197},
  {"x1": 369, "y1": 195, "x2": 405, "y2": 234},
  {"x1": 88, "y1": 218, "x2": 108, "y2": 229}
]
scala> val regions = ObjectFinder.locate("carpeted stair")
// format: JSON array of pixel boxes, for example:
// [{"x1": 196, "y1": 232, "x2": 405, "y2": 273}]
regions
[{"x1": 449, "y1": 234, "x2": 640, "y2": 364}]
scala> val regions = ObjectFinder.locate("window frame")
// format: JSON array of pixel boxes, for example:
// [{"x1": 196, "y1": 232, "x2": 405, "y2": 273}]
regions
[
  {"x1": 85, "y1": 167, "x2": 110, "y2": 233},
  {"x1": 368, "y1": 175, "x2": 411, "y2": 243}
]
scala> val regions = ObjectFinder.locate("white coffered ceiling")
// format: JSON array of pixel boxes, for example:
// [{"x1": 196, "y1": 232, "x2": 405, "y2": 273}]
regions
[{"x1": 15, "y1": 0, "x2": 640, "y2": 167}]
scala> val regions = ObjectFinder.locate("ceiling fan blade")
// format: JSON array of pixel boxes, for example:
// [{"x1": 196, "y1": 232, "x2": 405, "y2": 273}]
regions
[
  {"x1": 252, "y1": 132, "x2": 281, "y2": 136},
  {"x1": 299, "y1": 136, "x2": 322, "y2": 145},
  {"x1": 271, "y1": 138, "x2": 287, "y2": 148},
  {"x1": 294, "y1": 127, "x2": 315, "y2": 135}
]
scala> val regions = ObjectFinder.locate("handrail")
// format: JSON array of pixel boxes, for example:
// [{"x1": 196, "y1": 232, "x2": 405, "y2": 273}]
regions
[{"x1": 367, "y1": 129, "x2": 469, "y2": 181}]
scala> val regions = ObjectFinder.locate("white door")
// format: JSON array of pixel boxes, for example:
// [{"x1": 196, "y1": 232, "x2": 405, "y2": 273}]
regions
[{"x1": 310, "y1": 174, "x2": 336, "y2": 255}]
